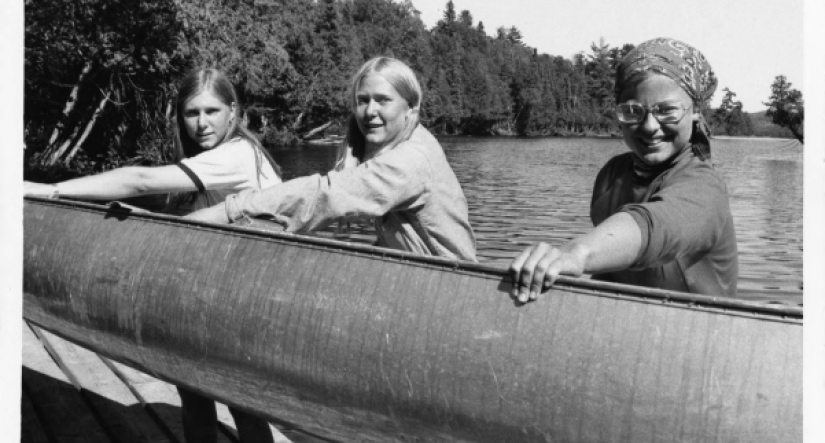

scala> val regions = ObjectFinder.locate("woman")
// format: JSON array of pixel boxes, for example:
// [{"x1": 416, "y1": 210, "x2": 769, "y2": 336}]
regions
[
  {"x1": 25, "y1": 68, "x2": 279, "y2": 443},
  {"x1": 187, "y1": 57, "x2": 477, "y2": 262},
  {"x1": 25, "y1": 69, "x2": 281, "y2": 215},
  {"x1": 509, "y1": 38, "x2": 738, "y2": 303}
]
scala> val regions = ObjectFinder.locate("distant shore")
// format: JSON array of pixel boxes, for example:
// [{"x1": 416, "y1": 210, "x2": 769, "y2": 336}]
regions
[{"x1": 712, "y1": 135, "x2": 798, "y2": 142}]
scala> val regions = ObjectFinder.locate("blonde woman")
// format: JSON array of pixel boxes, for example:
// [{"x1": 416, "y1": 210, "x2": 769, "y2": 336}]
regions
[
  {"x1": 188, "y1": 57, "x2": 477, "y2": 262},
  {"x1": 26, "y1": 68, "x2": 280, "y2": 443}
]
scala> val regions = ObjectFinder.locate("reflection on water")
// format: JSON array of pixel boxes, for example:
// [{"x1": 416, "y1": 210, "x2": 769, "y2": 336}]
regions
[{"x1": 269, "y1": 137, "x2": 803, "y2": 304}]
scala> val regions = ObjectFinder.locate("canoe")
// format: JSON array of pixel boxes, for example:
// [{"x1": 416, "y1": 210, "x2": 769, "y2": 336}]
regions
[{"x1": 23, "y1": 197, "x2": 802, "y2": 442}]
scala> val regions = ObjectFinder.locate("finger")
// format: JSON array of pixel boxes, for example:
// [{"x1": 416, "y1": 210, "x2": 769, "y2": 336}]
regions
[
  {"x1": 517, "y1": 243, "x2": 550, "y2": 303},
  {"x1": 529, "y1": 248, "x2": 562, "y2": 301},
  {"x1": 509, "y1": 244, "x2": 537, "y2": 298}
]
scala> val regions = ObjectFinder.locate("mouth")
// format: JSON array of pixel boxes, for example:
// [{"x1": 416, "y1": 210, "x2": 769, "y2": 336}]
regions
[
  {"x1": 362, "y1": 120, "x2": 383, "y2": 129},
  {"x1": 638, "y1": 137, "x2": 666, "y2": 147}
]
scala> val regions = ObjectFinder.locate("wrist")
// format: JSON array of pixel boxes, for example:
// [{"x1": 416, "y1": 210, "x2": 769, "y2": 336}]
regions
[
  {"x1": 562, "y1": 242, "x2": 591, "y2": 273},
  {"x1": 224, "y1": 194, "x2": 244, "y2": 224}
]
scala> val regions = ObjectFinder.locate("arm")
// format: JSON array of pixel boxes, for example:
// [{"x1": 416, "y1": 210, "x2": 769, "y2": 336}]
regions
[
  {"x1": 186, "y1": 144, "x2": 430, "y2": 229},
  {"x1": 24, "y1": 165, "x2": 197, "y2": 200},
  {"x1": 508, "y1": 212, "x2": 642, "y2": 303},
  {"x1": 624, "y1": 170, "x2": 730, "y2": 268}
]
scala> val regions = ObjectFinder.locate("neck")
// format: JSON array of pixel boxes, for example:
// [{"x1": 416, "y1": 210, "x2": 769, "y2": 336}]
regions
[{"x1": 631, "y1": 145, "x2": 692, "y2": 182}]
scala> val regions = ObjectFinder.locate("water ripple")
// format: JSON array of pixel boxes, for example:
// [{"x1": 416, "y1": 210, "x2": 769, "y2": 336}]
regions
[{"x1": 270, "y1": 137, "x2": 802, "y2": 304}]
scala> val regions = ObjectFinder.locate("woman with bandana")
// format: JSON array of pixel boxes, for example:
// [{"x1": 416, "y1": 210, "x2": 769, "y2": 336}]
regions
[{"x1": 509, "y1": 38, "x2": 738, "y2": 302}]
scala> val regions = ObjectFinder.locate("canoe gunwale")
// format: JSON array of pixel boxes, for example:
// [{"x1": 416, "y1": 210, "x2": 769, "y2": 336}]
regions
[
  {"x1": 23, "y1": 197, "x2": 804, "y2": 442},
  {"x1": 25, "y1": 196, "x2": 803, "y2": 320}
]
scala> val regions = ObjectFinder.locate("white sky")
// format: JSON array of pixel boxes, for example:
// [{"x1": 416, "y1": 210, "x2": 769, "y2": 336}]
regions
[{"x1": 410, "y1": 0, "x2": 804, "y2": 112}]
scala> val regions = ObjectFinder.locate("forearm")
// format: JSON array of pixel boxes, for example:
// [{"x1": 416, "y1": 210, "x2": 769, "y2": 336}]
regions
[
  {"x1": 227, "y1": 167, "x2": 423, "y2": 232},
  {"x1": 566, "y1": 212, "x2": 642, "y2": 274},
  {"x1": 57, "y1": 167, "x2": 152, "y2": 200},
  {"x1": 227, "y1": 175, "x2": 363, "y2": 231},
  {"x1": 509, "y1": 212, "x2": 644, "y2": 303}
]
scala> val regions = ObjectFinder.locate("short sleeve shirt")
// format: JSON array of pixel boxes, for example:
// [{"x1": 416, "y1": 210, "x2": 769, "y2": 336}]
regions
[
  {"x1": 177, "y1": 137, "x2": 281, "y2": 211},
  {"x1": 590, "y1": 151, "x2": 738, "y2": 297}
]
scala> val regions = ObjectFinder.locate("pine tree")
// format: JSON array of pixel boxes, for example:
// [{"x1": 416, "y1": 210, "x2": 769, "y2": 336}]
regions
[{"x1": 764, "y1": 75, "x2": 804, "y2": 143}]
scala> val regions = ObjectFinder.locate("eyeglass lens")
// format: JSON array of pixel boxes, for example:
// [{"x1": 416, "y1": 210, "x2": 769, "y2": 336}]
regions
[{"x1": 617, "y1": 103, "x2": 684, "y2": 123}]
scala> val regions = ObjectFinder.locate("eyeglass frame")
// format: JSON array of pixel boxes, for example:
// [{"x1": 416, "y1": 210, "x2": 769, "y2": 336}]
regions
[{"x1": 614, "y1": 101, "x2": 693, "y2": 124}]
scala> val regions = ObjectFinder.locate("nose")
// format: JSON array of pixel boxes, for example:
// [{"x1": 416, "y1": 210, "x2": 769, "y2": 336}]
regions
[
  {"x1": 364, "y1": 100, "x2": 378, "y2": 116},
  {"x1": 197, "y1": 112, "x2": 207, "y2": 129},
  {"x1": 639, "y1": 110, "x2": 660, "y2": 133}
]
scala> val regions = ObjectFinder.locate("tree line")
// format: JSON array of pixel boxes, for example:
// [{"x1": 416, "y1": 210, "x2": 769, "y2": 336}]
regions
[{"x1": 24, "y1": 0, "x2": 803, "y2": 178}]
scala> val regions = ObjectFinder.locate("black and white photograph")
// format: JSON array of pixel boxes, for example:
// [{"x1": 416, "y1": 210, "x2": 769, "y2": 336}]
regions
[{"x1": 3, "y1": 0, "x2": 823, "y2": 441}]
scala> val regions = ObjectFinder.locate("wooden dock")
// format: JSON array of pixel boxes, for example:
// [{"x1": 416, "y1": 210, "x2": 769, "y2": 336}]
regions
[{"x1": 21, "y1": 320, "x2": 327, "y2": 443}]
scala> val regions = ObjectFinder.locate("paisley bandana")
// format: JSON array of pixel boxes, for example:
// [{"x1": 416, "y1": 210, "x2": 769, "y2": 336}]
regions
[{"x1": 615, "y1": 38, "x2": 717, "y2": 160}]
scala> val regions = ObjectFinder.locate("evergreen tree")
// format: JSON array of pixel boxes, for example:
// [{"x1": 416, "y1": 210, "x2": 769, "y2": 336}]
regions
[
  {"x1": 443, "y1": 0, "x2": 456, "y2": 24},
  {"x1": 764, "y1": 75, "x2": 804, "y2": 143},
  {"x1": 26, "y1": 0, "x2": 693, "y2": 176}
]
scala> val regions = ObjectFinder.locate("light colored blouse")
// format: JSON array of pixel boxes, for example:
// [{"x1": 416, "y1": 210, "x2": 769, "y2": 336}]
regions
[
  {"x1": 224, "y1": 126, "x2": 477, "y2": 262},
  {"x1": 177, "y1": 137, "x2": 281, "y2": 211}
]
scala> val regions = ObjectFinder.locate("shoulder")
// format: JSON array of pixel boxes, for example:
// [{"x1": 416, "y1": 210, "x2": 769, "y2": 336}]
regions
[
  {"x1": 376, "y1": 126, "x2": 441, "y2": 167},
  {"x1": 664, "y1": 154, "x2": 726, "y2": 191},
  {"x1": 395, "y1": 126, "x2": 446, "y2": 165},
  {"x1": 186, "y1": 137, "x2": 250, "y2": 160},
  {"x1": 214, "y1": 137, "x2": 255, "y2": 153},
  {"x1": 648, "y1": 155, "x2": 731, "y2": 219}
]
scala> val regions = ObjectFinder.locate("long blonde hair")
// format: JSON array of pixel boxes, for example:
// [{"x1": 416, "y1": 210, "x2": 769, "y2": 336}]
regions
[
  {"x1": 334, "y1": 57, "x2": 422, "y2": 171},
  {"x1": 167, "y1": 68, "x2": 282, "y2": 210}
]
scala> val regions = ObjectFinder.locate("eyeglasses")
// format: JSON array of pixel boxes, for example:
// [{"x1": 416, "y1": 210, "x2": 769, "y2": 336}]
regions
[{"x1": 615, "y1": 101, "x2": 690, "y2": 124}]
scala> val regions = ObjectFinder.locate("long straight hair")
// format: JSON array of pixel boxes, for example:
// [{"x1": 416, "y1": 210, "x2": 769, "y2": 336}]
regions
[
  {"x1": 334, "y1": 57, "x2": 422, "y2": 171},
  {"x1": 167, "y1": 68, "x2": 282, "y2": 210}
]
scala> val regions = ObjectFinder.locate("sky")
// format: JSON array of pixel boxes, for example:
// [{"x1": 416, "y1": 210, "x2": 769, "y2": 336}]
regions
[{"x1": 410, "y1": 0, "x2": 804, "y2": 113}]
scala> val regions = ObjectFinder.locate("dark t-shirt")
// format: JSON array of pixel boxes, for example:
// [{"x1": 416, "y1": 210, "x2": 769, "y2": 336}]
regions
[{"x1": 590, "y1": 150, "x2": 738, "y2": 297}]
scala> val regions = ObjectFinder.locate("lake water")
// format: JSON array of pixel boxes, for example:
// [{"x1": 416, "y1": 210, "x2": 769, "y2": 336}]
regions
[{"x1": 269, "y1": 136, "x2": 803, "y2": 305}]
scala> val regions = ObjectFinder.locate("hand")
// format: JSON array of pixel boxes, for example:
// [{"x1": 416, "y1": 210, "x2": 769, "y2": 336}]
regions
[
  {"x1": 184, "y1": 202, "x2": 231, "y2": 224},
  {"x1": 508, "y1": 242, "x2": 587, "y2": 304},
  {"x1": 24, "y1": 181, "x2": 59, "y2": 198}
]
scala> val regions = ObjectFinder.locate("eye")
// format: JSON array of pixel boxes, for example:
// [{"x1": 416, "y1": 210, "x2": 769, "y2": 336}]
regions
[
  {"x1": 620, "y1": 105, "x2": 643, "y2": 117},
  {"x1": 657, "y1": 105, "x2": 680, "y2": 115}
]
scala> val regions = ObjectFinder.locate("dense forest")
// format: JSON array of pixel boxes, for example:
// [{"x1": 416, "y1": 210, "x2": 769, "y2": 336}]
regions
[{"x1": 24, "y1": 0, "x2": 800, "y2": 178}]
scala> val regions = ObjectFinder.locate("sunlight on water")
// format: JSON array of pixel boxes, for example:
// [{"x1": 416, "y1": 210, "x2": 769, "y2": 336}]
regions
[{"x1": 270, "y1": 136, "x2": 803, "y2": 304}]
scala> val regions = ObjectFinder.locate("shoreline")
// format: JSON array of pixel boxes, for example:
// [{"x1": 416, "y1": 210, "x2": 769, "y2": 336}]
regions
[{"x1": 712, "y1": 135, "x2": 799, "y2": 141}]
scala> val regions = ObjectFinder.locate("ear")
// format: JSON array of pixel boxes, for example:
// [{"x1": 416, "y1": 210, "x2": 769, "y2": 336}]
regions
[
  {"x1": 691, "y1": 110, "x2": 701, "y2": 122},
  {"x1": 230, "y1": 102, "x2": 238, "y2": 120}
]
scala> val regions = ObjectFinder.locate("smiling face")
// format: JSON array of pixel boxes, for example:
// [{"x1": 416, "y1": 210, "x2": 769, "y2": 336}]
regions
[
  {"x1": 618, "y1": 75, "x2": 698, "y2": 166},
  {"x1": 354, "y1": 74, "x2": 412, "y2": 156},
  {"x1": 182, "y1": 90, "x2": 235, "y2": 150}
]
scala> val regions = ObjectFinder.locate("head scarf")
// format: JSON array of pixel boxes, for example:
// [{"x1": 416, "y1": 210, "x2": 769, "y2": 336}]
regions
[{"x1": 615, "y1": 38, "x2": 717, "y2": 160}]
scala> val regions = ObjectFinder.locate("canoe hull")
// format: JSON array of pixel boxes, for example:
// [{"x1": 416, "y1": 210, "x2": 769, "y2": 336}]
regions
[{"x1": 23, "y1": 199, "x2": 802, "y2": 442}]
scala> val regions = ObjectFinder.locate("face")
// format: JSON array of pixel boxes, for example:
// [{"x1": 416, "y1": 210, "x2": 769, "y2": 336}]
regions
[
  {"x1": 354, "y1": 74, "x2": 412, "y2": 155},
  {"x1": 182, "y1": 90, "x2": 235, "y2": 150},
  {"x1": 618, "y1": 75, "x2": 698, "y2": 166}
]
